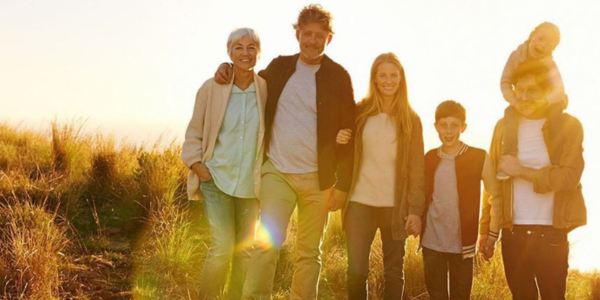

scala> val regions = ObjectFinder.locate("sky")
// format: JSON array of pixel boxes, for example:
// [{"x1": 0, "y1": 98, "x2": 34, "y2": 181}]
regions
[{"x1": 1, "y1": 0, "x2": 599, "y2": 271}]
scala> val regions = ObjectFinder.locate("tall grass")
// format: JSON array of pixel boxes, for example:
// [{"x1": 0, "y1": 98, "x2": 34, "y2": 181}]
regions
[
  {"x1": 1, "y1": 121, "x2": 598, "y2": 299},
  {"x1": 136, "y1": 144, "x2": 187, "y2": 210},
  {"x1": 132, "y1": 198, "x2": 202, "y2": 300},
  {"x1": 0, "y1": 199, "x2": 68, "y2": 300}
]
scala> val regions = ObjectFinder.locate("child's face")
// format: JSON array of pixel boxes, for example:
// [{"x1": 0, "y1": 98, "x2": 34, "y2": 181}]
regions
[
  {"x1": 528, "y1": 28, "x2": 557, "y2": 59},
  {"x1": 435, "y1": 116, "x2": 466, "y2": 150}
]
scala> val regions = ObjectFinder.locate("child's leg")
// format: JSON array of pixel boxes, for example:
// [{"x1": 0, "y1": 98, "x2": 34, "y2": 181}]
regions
[
  {"x1": 422, "y1": 247, "x2": 450, "y2": 300},
  {"x1": 503, "y1": 106, "x2": 518, "y2": 157},
  {"x1": 448, "y1": 254, "x2": 474, "y2": 300},
  {"x1": 497, "y1": 106, "x2": 518, "y2": 180},
  {"x1": 546, "y1": 101, "x2": 565, "y2": 164}
]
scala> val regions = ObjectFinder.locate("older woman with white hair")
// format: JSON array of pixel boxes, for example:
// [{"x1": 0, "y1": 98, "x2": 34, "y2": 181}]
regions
[{"x1": 181, "y1": 27, "x2": 266, "y2": 300}]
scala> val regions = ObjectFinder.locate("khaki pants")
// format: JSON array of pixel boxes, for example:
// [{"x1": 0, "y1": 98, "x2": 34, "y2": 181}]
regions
[{"x1": 242, "y1": 159, "x2": 331, "y2": 300}]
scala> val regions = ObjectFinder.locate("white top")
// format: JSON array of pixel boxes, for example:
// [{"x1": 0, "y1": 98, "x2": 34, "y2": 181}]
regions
[
  {"x1": 513, "y1": 117, "x2": 555, "y2": 225},
  {"x1": 349, "y1": 113, "x2": 397, "y2": 207},
  {"x1": 268, "y1": 59, "x2": 320, "y2": 173}
]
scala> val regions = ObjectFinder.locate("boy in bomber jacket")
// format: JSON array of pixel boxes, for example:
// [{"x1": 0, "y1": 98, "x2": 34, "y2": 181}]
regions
[{"x1": 420, "y1": 100, "x2": 501, "y2": 300}]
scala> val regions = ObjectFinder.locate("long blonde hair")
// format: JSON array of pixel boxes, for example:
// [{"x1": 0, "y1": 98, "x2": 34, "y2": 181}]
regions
[{"x1": 356, "y1": 52, "x2": 414, "y2": 143}]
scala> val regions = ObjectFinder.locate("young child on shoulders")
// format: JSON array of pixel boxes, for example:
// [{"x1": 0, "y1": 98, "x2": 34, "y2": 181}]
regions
[
  {"x1": 420, "y1": 100, "x2": 501, "y2": 300},
  {"x1": 498, "y1": 22, "x2": 566, "y2": 180}
]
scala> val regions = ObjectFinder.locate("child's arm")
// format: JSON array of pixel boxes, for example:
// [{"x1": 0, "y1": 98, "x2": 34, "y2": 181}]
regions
[
  {"x1": 336, "y1": 128, "x2": 352, "y2": 145},
  {"x1": 500, "y1": 62, "x2": 517, "y2": 105},
  {"x1": 500, "y1": 46, "x2": 527, "y2": 105}
]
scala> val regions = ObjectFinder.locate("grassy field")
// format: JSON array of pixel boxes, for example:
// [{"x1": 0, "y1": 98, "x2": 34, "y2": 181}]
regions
[{"x1": 1, "y1": 121, "x2": 598, "y2": 299}]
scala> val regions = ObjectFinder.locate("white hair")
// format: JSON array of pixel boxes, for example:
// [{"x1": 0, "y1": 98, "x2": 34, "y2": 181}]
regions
[{"x1": 227, "y1": 27, "x2": 261, "y2": 56}]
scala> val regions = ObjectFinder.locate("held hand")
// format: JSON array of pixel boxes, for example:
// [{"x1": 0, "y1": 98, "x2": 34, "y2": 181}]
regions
[
  {"x1": 477, "y1": 233, "x2": 488, "y2": 252},
  {"x1": 404, "y1": 214, "x2": 422, "y2": 238},
  {"x1": 336, "y1": 129, "x2": 353, "y2": 145},
  {"x1": 191, "y1": 162, "x2": 212, "y2": 181},
  {"x1": 483, "y1": 239, "x2": 496, "y2": 261},
  {"x1": 477, "y1": 234, "x2": 495, "y2": 261},
  {"x1": 214, "y1": 63, "x2": 233, "y2": 84},
  {"x1": 498, "y1": 155, "x2": 523, "y2": 177},
  {"x1": 327, "y1": 189, "x2": 348, "y2": 212}
]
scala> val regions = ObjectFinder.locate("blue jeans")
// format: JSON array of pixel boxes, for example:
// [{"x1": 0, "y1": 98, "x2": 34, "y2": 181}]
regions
[
  {"x1": 501, "y1": 225, "x2": 569, "y2": 300},
  {"x1": 345, "y1": 201, "x2": 406, "y2": 300},
  {"x1": 422, "y1": 247, "x2": 473, "y2": 300},
  {"x1": 199, "y1": 179, "x2": 259, "y2": 300}
]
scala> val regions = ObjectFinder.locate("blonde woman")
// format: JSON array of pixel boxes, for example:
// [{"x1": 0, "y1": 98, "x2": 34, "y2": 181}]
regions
[
  {"x1": 181, "y1": 28, "x2": 266, "y2": 300},
  {"x1": 337, "y1": 53, "x2": 426, "y2": 300}
]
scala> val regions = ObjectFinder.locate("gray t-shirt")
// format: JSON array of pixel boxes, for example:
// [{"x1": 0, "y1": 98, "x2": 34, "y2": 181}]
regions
[
  {"x1": 422, "y1": 150, "x2": 462, "y2": 253},
  {"x1": 268, "y1": 59, "x2": 320, "y2": 173}
]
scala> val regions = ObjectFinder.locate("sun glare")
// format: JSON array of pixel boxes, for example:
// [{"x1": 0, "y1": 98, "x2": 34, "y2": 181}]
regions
[{"x1": 1, "y1": 0, "x2": 599, "y2": 276}]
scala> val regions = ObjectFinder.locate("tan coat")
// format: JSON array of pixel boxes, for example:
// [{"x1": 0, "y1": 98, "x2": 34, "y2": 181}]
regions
[
  {"x1": 181, "y1": 74, "x2": 267, "y2": 200},
  {"x1": 480, "y1": 114, "x2": 586, "y2": 233}
]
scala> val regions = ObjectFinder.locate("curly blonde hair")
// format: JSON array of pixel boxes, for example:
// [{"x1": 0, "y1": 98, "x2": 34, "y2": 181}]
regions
[{"x1": 293, "y1": 4, "x2": 334, "y2": 34}]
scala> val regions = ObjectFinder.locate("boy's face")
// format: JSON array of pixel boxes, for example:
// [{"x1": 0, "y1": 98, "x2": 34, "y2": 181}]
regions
[
  {"x1": 435, "y1": 116, "x2": 466, "y2": 149},
  {"x1": 528, "y1": 28, "x2": 557, "y2": 59}
]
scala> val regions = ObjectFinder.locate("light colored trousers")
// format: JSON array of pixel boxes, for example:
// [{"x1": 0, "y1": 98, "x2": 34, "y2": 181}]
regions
[
  {"x1": 242, "y1": 159, "x2": 331, "y2": 300},
  {"x1": 199, "y1": 179, "x2": 259, "y2": 300}
]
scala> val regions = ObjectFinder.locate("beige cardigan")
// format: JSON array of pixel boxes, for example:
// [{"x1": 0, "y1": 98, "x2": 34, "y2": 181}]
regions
[{"x1": 181, "y1": 74, "x2": 267, "y2": 200}]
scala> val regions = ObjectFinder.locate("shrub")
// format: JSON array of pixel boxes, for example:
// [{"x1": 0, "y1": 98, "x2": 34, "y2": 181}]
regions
[
  {"x1": 135, "y1": 145, "x2": 187, "y2": 210},
  {"x1": 0, "y1": 200, "x2": 68, "y2": 300},
  {"x1": 50, "y1": 120, "x2": 91, "y2": 178}
]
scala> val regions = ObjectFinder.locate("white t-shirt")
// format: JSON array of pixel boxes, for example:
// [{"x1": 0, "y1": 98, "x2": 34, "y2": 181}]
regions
[
  {"x1": 349, "y1": 113, "x2": 397, "y2": 207},
  {"x1": 513, "y1": 117, "x2": 555, "y2": 225}
]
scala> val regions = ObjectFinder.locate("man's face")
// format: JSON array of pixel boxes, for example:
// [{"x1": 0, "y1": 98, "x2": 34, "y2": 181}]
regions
[
  {"x1": 514, "y1": 74, "x2": 548, "y2": 119},
  {"x1": 296, "y1": 22, "x2": 332, "y2": 65}
]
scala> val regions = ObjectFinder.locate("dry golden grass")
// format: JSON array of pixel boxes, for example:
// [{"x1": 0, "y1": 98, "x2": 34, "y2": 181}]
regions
[
  {"x1": 0, "y1": 200, "x2": 68, "y2": 300},
  {"x1": 0, "y1": 121, "x2": 598, "y2": 299}
]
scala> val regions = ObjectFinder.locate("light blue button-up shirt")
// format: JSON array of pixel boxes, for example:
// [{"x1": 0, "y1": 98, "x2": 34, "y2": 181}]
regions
[{"x1": 205, "y1": 83, "x2": 259, "y2": 198}]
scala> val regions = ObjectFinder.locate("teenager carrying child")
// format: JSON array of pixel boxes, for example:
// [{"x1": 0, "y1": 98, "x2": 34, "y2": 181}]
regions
[{"x1": 498, "y1": 22, "x2": 567, "y2": 180}]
